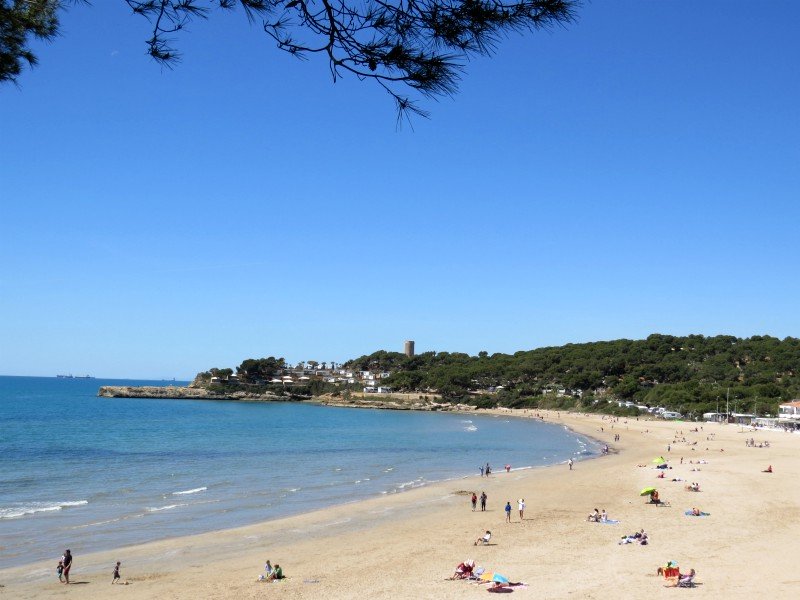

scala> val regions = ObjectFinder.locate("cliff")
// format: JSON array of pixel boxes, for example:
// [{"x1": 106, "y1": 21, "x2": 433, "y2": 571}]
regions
[{"x1": 98, "y1": 386, "x2": 282, "y2": 402}]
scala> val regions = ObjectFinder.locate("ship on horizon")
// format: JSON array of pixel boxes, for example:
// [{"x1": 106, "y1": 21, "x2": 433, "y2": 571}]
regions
[{"x1": 56, "y1": 374, "x2": 94, "y2": 379}]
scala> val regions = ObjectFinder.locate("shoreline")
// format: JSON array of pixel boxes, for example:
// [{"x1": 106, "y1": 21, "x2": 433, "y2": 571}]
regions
[
  {"x1": 4, "y1": 409, "x2": 799, "y2": 598},
  {"x1": 0, "y1": 408, "x2": 602, "y2": 573}
]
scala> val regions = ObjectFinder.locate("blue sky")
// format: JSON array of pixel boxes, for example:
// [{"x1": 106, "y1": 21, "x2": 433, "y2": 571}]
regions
[{"x1": 1, "y1": 1, "x2": 798, "y2": 379}]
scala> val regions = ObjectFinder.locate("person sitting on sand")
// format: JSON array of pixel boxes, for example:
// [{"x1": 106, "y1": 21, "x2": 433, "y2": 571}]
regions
[
  {"x1": 449, "y1": 559, "x2": 475, "y2": 580},
  {"x1": 266, "y1": 564, "x2": 284, "y2": 582},
  {"x1": 258, "y1": 560, "x2": 273, "y2": 581},
  {"x1": 691, "y1": 507, "x2": 701, "y2": 516},
  {"x1": 763, "y1": 465, "x2": 773, "y2": 473},
  {"x1": 587, "y1": 508, "x2": 600, "y2": 522},
  {"x1": 677, "y1": 568, "x2": 696, "y2": 586},
  {"x1": 474, "y1": 530, "x2": 492, "y2": 546},
  {"x1": 600, "y1": 509, "x2": 608, "y2": 522}
]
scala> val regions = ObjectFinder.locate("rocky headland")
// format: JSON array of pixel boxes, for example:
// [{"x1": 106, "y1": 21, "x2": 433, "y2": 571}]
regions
[{"x1": 97, "y1": 385, "x2": 282, "y2": 402}]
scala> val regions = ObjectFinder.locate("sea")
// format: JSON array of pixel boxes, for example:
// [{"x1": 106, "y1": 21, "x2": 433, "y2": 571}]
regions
[{"x1": 0, "y1": 375, "x2": 601, "y2": 569}]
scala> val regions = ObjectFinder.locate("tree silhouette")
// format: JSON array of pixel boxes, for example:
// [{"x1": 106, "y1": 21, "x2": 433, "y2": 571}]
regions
[{"x1": 2, "y1": 0, "x2": 577, "y2": 117}]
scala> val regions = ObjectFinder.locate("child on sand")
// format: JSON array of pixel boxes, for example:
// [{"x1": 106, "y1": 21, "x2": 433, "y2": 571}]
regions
[
  {"x1": 505, "y1": 501, "x2": 512, "y2": 522},
  {"x1": 258, "y1": 560, "x2": 273, "y2": 581},
  {"x1": 112, "y1": 561, "x2": 121, "y2": 584}
]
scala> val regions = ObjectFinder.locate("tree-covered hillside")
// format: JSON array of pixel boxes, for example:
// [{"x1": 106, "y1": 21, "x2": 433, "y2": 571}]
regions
[{"x1": 346, "y1": 334, "x2": 800, "y2": 417}]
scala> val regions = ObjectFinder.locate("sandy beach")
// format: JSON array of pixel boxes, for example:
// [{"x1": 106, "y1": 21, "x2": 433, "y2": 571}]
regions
[{"x1": 3, "y1": 410, "x2": 799, "y2": 599}]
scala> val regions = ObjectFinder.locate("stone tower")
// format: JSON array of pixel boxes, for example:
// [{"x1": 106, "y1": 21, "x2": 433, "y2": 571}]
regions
[{"x1": 404, "y1": 340, "x2": 415, "y2": 357}]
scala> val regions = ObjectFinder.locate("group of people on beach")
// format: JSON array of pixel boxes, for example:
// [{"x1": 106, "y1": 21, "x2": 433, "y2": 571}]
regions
[
  {"x1": 746, "y1": 438, "x2": 770, "y2": 448},
  {"x1": 257, "y1": 559, "x2": 284, "y2": 582},
  {"x1": 55, "y1": 549, "x2": 125, "y2": 585},
  {"x1": 471, "y1": 491, "x2": 488, "y2": 511},
  {"x1": 56, "y1": 549, "x2": 72, "y2": 584},
  {"x1": 586, "y1": 508, "x2": 609, "y2": 523},
  {"x1": 618, "y1": 529, "x2": 648, "y2": 545}
]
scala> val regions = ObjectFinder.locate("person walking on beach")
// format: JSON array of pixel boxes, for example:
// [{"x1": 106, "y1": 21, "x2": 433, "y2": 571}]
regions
[
  {"x1": 505, "y1": 501, "x2": 512, "y2": 523},
  {"x1": 486, "y1": 463, "x2": 491, "y2": 476},
  {"x1": 61, "y1": 549, "x2": 72, "y2": 584},
  {"x1": 471, "y1": 492, "x2": 478, "y2": 511},
  {"x1": 112, "y1": 561, "x2": 121, "y2": 584},
  {"x1": 480, "y1": 491, "x2": 487, "y2": 511},
  {"x1": 568, "y1": 458, "x2": 573, "y2": 470},
  {"x1": 480, "y1": 465, "x2": 484, "y2": 477},
  {"x1": 518, "y1": 498, "x2": 525, "y2": 520}
]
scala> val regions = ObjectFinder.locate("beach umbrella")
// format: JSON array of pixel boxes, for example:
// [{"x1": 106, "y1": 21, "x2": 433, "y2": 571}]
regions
[
  {"x1": 652, "y1": 457, "x2": 667, "y2": 464},
  {"x1": 640, "y1": 487, "x2": 657, "y2": 496},
  {"x1": 480, "y1": 572, "x2": 510, "y2": 583}
]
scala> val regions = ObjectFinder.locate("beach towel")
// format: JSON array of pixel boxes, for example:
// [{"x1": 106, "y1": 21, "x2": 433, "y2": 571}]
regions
[
  {"x1": 684, "y1": 510, "x2": 710, "y2": 516},
  {"x1": 599, "y1": 519, "x2": 620, "y2": 524}
]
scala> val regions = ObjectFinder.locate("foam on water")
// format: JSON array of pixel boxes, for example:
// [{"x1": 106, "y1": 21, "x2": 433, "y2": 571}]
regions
[
  {"x1": 0, "y1": 500, "x2": 88, "y2": 520},
  {"x1": 146, "y1": 503, "x2": 188, "y2": 512},
  {"x1": 172, "y1": 487, "x2": 207, "y2": 496}
]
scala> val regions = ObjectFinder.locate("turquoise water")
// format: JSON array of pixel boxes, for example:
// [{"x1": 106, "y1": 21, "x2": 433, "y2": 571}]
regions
[{"x1": 0, "y1": 376, "x2": 600, "y2": 568}]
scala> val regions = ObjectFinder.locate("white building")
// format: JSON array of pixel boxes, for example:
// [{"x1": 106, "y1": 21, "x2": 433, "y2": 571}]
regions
[
  {"x1": 778, "y1": 401, "x2": 800, "y2": 429},
  {"x1": 703, "y1": 412, "x2": 728, "y2": 422}
]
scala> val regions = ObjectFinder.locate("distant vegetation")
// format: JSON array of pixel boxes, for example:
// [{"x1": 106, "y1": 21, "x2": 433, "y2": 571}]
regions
[
  {"x1": 345, "y1": 335, "x2": 800, "y2": 418},
  {"x1": 194, "y1": 335, "x2": 800, "y2": 418}
]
